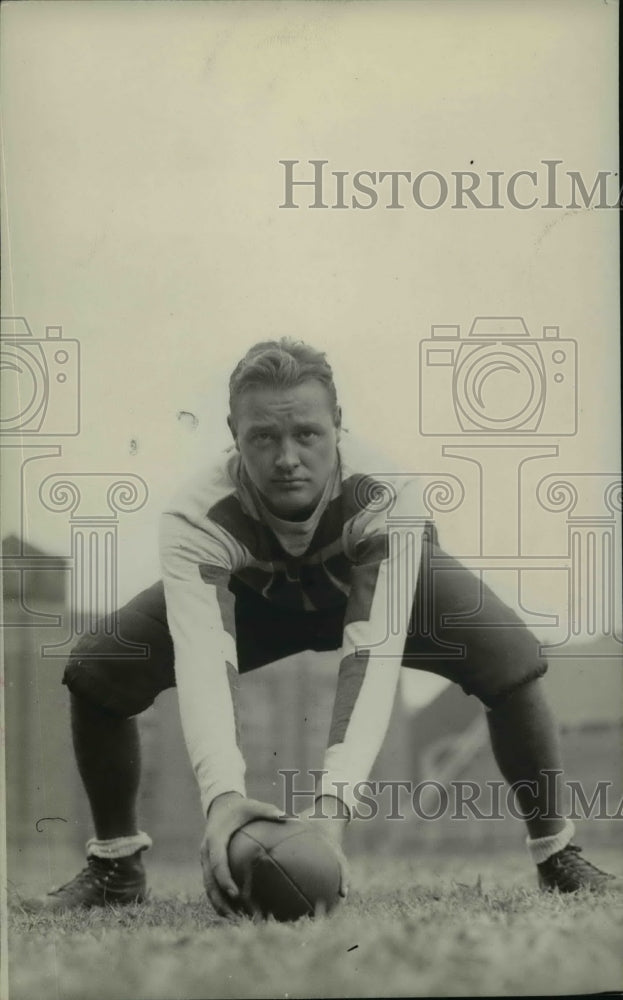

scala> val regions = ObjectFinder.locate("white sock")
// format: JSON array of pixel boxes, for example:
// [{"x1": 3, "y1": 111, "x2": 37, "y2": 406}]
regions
[
  {"x1": 526, "y1": 818, "x2": 575, "y2": 865},
  {"x1": 86, "y1": 831, "x2": 152, "y2": 860}
]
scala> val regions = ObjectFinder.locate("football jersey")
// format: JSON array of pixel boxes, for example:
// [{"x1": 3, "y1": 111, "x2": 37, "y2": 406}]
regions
[{"x1": 159, "y1": 430, "x2": 427, "y2": 815}]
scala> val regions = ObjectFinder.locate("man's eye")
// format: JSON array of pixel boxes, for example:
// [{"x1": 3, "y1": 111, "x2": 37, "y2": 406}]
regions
[
  {"x1": 255, "y1": 432, "x2": 273, "y2": 442},
  {"x1": 297, "y1": 430, "x2": 317, "y2": 442}
]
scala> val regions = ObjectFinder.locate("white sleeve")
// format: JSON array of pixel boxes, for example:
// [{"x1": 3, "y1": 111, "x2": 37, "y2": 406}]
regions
[
  {"x1": 319, "y1": 478, "x2": 425, "y2": 813},
  {"x1": 159, "y1": 512, "x2": 247, "y2": 817}
]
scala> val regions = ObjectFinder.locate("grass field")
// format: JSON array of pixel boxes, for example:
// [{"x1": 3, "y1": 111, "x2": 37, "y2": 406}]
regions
[{"x1": 7, "y1": 849, "x2": 623, "y2": 999}]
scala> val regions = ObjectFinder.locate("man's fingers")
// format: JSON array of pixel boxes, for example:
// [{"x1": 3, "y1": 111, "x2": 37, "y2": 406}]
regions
[
  {"x1": 336, "y1": 848, "x2": 350, "y2": 899},
  {"x1": 208, "y1": 883, "x2": 239, "y2": 919},
  {"x1": 245, "y1": 800, "x2": 290, "y2": 823},
  {"x1": 210, "y1": 852, "x2": 239, "y2": 900},
  {"x1": 239, "y1": 890, "x2": 262, "y2": 921},
  {"x1": 339, "y1": 865, "x2": 349, "y2": 898},
  {"x1": 201, "y1": 842, "x2": 240, "y2": 918},
  {"x1": 201, "y1": 797, "x2": 292, "y2": 920},
  {"x1": 203, "y1": 868, "x2": 240, "y2": 919},
  {"x1": 202, "y1": 865, "x2": 230, "y2": 917}
]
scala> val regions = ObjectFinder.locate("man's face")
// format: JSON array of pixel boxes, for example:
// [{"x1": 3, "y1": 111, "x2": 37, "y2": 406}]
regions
[{"x1": 229, "y1": 380, "x2": 341, "y2": 520}]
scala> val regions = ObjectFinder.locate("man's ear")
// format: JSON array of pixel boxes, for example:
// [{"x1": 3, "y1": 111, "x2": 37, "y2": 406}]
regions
[
  {"x1": 227, "y1": 414, "x2": 239, "y2": 449},
  {"x1": 335, "y1": 406, "x2": 342, "y2": 441}
]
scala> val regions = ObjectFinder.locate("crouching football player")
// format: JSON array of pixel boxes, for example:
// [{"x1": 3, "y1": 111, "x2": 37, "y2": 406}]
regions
[{"x1": 22, "y1": 338, "x2": 621, "y2": 915}]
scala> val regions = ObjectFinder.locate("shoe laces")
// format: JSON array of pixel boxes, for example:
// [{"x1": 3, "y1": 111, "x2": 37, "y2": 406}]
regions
[
  {"x1": 551, "y1": 844, "x2": 611, "y2": 879},
  {"x1": 50, "y1": 855, "x2": 119, "y2": 897}
]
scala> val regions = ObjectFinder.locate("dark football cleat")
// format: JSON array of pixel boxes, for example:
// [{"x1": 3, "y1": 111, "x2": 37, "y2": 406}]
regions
[
  {"x1": 538, "y1": 844, "x2": 623, "y2": 894},
  {"x1": 19, "y1": 850, "x2": 147, "y2": 913}
]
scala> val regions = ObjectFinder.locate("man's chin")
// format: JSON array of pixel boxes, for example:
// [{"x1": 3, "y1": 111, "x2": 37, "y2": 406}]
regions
[
  {"x1": 264, "y1": 489, "x2": 319, "y2": 521},
  {"x1": 272, "y1": 502, "x2": 316, "y2": 521}
]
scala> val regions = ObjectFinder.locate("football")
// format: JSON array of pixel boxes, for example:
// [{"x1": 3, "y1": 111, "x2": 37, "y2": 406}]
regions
[{"x1": 228, "y1": 818, "x2": 342, "y2": 921}]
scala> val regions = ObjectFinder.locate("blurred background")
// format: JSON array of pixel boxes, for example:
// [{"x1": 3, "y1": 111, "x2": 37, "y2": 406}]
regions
[{"x1": 1, "y1": 0, "x2": 621, "y2": 895}]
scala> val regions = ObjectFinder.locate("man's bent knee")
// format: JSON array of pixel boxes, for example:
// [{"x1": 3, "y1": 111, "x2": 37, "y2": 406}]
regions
[
  {"x1": 62, "y1": 587, "x2": 176, "y2": 717},
  {"x1": 63, "y1": 654, "x2": 154, "y2": 718},
  {"x1": 481, "y1": 651, "x2": 549, "y2": 711},
  {"x1": 63, "y1": 629, "x2": 175, "y2": 718}
]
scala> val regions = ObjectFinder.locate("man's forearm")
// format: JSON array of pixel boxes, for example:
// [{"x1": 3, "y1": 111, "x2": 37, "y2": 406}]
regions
[
  {"x1": 162, "y1": 577, "x2": 247, "y2": 816},
  {"x1": 322, "y1": 520, "x2": 425, "y2": 813}
]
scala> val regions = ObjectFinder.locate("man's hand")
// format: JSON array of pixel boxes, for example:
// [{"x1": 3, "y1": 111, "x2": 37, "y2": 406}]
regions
[
  {"x1": 299, "y1": 795, "x2": 350, "y2": 900},
  {"x1": 201, "y1": 791, "x2": 287, "y2": 919}
]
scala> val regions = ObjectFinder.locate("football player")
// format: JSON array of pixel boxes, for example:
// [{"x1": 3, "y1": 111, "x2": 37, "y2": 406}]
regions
[{"x1": 22, "y1": 338, "x2": 621, "y2": 915}]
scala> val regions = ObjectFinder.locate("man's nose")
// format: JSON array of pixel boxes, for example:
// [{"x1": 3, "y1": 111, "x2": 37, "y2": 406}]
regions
[{"x1": 275, "y1": 439, "x2": 300, "y2": 471}]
